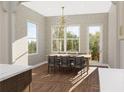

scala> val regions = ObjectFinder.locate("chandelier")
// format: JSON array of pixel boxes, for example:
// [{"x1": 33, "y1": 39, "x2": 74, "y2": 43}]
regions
[
  {"x1": 58, "y1": 7, "x2": 65, "y2": 32},
  {"x1": 56, "y1": 7, "x2": 65, "y2": 53}
]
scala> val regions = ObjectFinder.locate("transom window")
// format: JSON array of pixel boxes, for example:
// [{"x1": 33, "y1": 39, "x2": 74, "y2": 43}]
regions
[
  {"x1": 27, "y1": 22, "x2": 37, "y2": 54},
  {"x1": 52, "y1": 25, "x2": 80, "y2": 53}
]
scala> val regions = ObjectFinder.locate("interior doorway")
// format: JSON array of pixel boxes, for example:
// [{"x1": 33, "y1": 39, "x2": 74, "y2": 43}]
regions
[{"x1": 88, "y1": 25, "x2": 103, "y2": 64}]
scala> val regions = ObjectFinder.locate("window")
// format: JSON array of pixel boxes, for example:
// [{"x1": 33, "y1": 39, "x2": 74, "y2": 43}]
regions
[
  {"x1": 66, "y1": 26, "x2": 80, "y2": 52},
  {"x1": 52, "y1": 25, "x2": 80, "y2": 52},
  {"x1": 52, "y1": 26, "x2": 64, "y2": 52},
  {"x1": 27, "y1": 22, "x2": 37, "y2": 54}
]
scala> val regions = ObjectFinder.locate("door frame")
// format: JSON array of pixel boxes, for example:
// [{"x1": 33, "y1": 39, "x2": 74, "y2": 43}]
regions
[{"x1": 87, "y1": 24, "x2": 103, "y2": 63}]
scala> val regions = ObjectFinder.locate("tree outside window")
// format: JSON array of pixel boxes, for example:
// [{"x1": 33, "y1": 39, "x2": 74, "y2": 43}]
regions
[
  {"x1": 66, "y1": 26, "x2": 79, "y2": 52},
  {"x1": 89, "y1": 26, "x2": 100, "y2": 61},
  {"x1": 52, "y1": 25, "x2": 80, "y2": 53},
  {"x1": 27, "y1": 22, "x2": 37, "y2": 54}
]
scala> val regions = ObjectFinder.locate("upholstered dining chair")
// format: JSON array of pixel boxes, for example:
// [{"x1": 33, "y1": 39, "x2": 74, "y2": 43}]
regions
[
  {"x1": 60, "y1": 56, "x2": 70, "y2": 71},
  {"x1": 69, "y1": 56, "x2": 76, "y2": 68},
  {"x1": 75, "y1": 56, "x2": 86, "y2": 75},
  {"x1": 48, "y1": 55, "x2": 55, "y2": 73},
  {"x1": 54, "y1": 55, "x2": 61, "y2": 72}
]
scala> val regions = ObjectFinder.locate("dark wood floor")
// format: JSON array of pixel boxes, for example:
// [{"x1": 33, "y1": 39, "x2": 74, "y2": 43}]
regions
[{"x1": 31, "y1": 64, "x2": 100, "y2": 92}]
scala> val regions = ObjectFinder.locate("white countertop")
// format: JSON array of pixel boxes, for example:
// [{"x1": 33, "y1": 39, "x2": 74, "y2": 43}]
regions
[
  {"x1": 0, "y1": 64, "x2": 32, "y2": 82},
  {"x1": 99, "y1": 68, "x2": 124, "y2": 92}
]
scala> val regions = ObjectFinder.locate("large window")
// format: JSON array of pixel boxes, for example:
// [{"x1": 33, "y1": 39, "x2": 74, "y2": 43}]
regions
[
  {"x1": 52, "y1": 26, "x2": 64, "y2": 52},
  {"x1": 52, "y1": 25, "x2": 80, "y2": 52},
  {"x1": 27, "y1": 22, "x2": 37, "y2": 54},
  {"x1": 66, "y1": 26, "x2": 80, "y2": 52}
]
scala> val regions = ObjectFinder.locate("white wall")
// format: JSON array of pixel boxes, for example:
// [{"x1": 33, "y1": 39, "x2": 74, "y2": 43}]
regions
[
  {"x1": 108, "y1": 4, "x2": 118, "y2": 68},
  {"x1": 0, "y1": 3, "x2": 1, "y2": 63},
  {"x1": 108, "y1": 2, "x2": 124, "y2": 69},
  {"x1": 13, "y1": 5, "x2": 45, "y2": 65},
  {"x1": 120, "y1": 40, "x2": 124, "y2": 68},
  {"x1": 118, "y1": 2, "x2": 124, "y2": 68},
  {"x1": 45, "y1": 13, "x2": 108, "y2": 64},
  {"x1": 0, "y1": 2, "x2": 10, "y2": 64},
  {"x1": 0, "y1": 3, "x2": 3, "y2": 63},
  {"x1": 0, "y1": 3, "x2": 46, "y2": 65}
]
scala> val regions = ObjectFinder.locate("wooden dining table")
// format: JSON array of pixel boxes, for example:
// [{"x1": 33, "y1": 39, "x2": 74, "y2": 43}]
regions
[{"x1": 48, "y1": 54, "x2": 91, "y2": 73}]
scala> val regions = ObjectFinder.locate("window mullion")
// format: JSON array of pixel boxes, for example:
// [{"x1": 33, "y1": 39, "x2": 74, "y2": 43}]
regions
[{"x1": 64, "y1": 26, "x2": 66, "y2": 52}]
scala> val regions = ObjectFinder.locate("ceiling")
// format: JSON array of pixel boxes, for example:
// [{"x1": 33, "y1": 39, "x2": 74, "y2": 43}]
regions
[{"x1": 22, "y1": 1, "x2": 112, "y2": 16}]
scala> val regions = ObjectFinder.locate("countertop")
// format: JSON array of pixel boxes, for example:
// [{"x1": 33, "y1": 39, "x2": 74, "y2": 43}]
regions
[
  {"x1": 99, "y1": 68, "x2": 124, "y2": 92},
  {"x1": 0, "y1": 64, "x2": 32, "y2": 82}
]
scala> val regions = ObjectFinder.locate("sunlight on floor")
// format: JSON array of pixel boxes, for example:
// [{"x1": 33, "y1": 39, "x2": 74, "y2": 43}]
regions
[
  {"x1": 69, "y1": 68, "x2": 87, "y2": 84},
  {"x1": 68, "y1": 67, "x2": 97, "y2": 92}
]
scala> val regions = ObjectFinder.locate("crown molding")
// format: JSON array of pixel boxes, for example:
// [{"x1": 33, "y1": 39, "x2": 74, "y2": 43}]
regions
[
  {"x1": 112, "y1": 1, "x2": 117, "y2": 5},
  {"x1": 1, "y1": 2, "x2": 9, "y2": 12},
  {"x1": 1, "y1": 2, "x2": 20, "y2": 13}
]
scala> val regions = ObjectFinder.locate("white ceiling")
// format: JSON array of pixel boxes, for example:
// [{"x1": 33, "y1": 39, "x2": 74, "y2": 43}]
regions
[{"x1": 22, "y1": 1, "x2": 112, "y2": 16}]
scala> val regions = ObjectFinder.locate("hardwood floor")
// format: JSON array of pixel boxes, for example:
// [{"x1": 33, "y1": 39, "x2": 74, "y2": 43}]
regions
[{"x1": 31, "y1": 63, "x2": 100, "y2": 92}]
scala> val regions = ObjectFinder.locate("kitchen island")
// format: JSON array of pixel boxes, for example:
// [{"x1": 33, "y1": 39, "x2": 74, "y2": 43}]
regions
[
  {"x1": 0, "y1": 64, "x2": 32, "y2": 92},
  {"x1": 99, "y1": 68, "x2": 124, "y2": 92}
]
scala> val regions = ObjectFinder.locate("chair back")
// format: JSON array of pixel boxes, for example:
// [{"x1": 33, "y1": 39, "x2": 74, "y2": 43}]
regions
[
  {"x1": 69, "y1": 56, "x2": 76, "y2": 67},
  {"x1": 61, "y1": 56, "x2": 69, "y2": 67},
  {"x1": 54, "y1": 56, "x2": 61, "y2": 66},
  {"x1": 48, "y1": 55, "x2": 55, "y2": 65},
  {"x1": 75, "y1": 56, "x2": 85, "y2": 68}
]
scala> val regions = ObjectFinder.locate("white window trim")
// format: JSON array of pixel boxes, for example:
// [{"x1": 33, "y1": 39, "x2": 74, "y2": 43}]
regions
[
  {"x1": 51, "y1": 25, "x2": 80, "y2": 53},
  {"x1": 27, "y1": 20, "x2": 39, "y2": 55}
]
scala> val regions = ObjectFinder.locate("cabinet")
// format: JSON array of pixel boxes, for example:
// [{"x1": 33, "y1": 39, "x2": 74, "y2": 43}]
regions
[{"x1": 0, "y1": 70, "x2": 32, "y2": 92}]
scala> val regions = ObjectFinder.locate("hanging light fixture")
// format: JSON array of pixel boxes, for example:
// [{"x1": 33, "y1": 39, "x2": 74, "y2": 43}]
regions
[
  {"x1": 58, "y1": 6, "x2": 65, "y2": 32},
  {"x1": 56, "y1": 6, "x2": 65, "y2": 53}
]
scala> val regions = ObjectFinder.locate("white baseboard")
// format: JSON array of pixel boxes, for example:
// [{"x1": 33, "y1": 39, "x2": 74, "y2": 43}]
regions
[{"x1": 30, "y1": 61, "x2": 48, "y2": 69}]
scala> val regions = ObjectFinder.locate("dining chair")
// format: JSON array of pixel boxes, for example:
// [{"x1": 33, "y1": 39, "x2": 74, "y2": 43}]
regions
[
  {"x1": 54, "y1": 56, "x2": 61, "y2": 72},
  {"x1": 48, "y1": 55, "x2": 55, "y2": 73},
  {"x1": 75, "y1": 56, "x2": 86, "y2": 75},
  {"x1": 69, "y1": 56, "x2": 76, "y2": 68},
  {"x1": 60, "y1": 56, "x2": 70, "y2": 71}
]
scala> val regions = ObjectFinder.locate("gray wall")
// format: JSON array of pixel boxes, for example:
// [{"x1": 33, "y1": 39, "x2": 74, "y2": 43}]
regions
[
  {"x1": 45, "y1": 13, "x2": 108, "y2": 64},
  {"x1": 108, "y1": 4, "x2": 118, "y2": 68},
  {"x1": 13, "y1": 5, "x2": 45, "y2": 65},
  {"x1": 0, "y1": 2, "x2": 10, "y2": 64},
  {"x1": 108, "y1": 2, "x2": 124, "y2": 69},
  {"x1": 118, "y1": 2, "x2": 124, "y2": 68}
]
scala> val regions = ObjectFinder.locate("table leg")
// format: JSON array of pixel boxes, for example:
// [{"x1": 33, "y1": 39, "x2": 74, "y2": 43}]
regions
[{"x1": 86, "y1": 59, "x2": 89, "y2": 74}]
